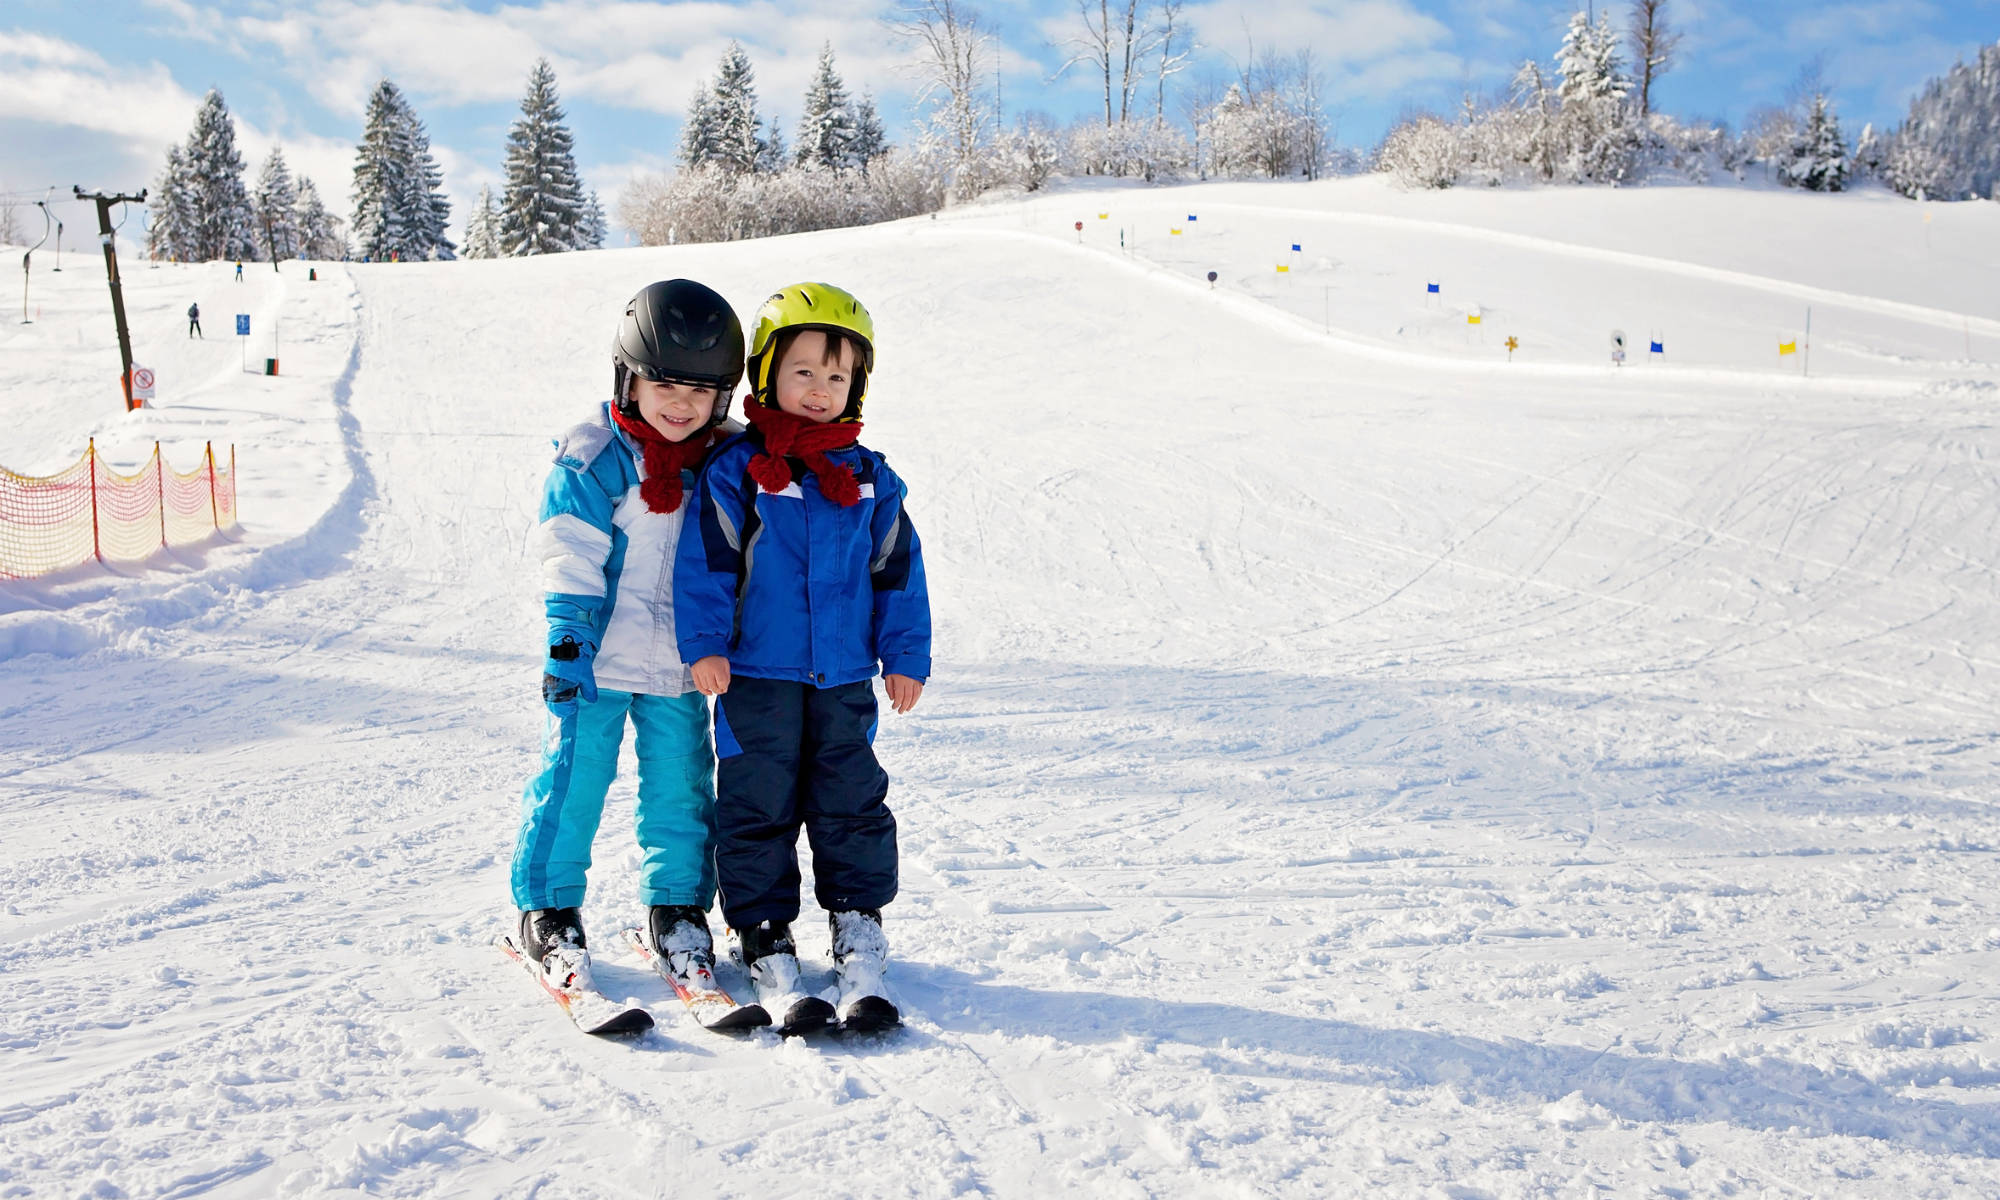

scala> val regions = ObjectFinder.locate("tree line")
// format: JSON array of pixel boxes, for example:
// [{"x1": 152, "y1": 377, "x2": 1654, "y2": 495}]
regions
[
  {"x1": 145, "y1": 60, "x2": 605, "y2": 264},
  {"x1": 137, "y1": 1, "x2": 2000, "y2": 262},
  {"x1": 1376, "y1": 2, "x2": 2000, "y2": 199}
]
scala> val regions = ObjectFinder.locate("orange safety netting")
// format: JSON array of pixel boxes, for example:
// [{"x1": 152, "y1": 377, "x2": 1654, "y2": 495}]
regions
[{"x1": 0, "y1": 441, "x2": 239, "y2": 580}]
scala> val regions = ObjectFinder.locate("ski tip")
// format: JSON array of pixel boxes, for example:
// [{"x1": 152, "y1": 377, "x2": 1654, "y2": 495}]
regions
[
  {"x1": 583, "y1": 1008, "x2": 657, "y2": 1037},
  {"x1": 702, "y1": 1003, "x2": 773, "y2": 1032},
  {"x1": 775, "y1": 997, "x2": 838, "y2": 1037},
  {"x1": 836, "y1": 996, "x2": 903, "y2": 1034}
]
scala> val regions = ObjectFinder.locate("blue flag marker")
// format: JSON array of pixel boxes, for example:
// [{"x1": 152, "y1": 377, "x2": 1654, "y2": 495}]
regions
[
  {"x1": 1187, "y1": 214, "x2": 1198, "y2": 222},
  {"x1": 1291, "y1": 243, "x2": 1301, "y2": 252},
  {"x1": 235, "y1": 314, "x2": 250, "y2": 336},
  {"x1": 1650, "y1": 340, "x2": 1664, "y2": 353},
  {"x1": 1426, "y1": 282, "x2": 1439, "y2": 294}
]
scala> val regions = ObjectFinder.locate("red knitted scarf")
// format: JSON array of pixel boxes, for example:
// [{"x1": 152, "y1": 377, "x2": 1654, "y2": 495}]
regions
[
  {"x1": 608, "y1": 404, "x2": 719, "y2": 513},
  {"x1": 741, "y1": 399, "x2": 863, "y2": 507}
]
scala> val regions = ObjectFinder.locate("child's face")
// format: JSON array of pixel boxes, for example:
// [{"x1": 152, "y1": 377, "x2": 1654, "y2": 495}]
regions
[
  {"x1": 631, "y1": 376, "x2": 717, "y2": 441},
  {"x1": 772, "y1": 330, "x2": 855, "y2": 424}
]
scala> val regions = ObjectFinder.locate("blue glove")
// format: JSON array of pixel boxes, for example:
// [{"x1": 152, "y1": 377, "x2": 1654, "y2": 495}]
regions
[{"x1": 542, "y1": 635, "x2": 597, "y2": 716}]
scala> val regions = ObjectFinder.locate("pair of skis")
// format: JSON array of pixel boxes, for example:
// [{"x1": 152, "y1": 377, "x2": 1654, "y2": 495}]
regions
[{"x1": 498, "y1": 929, "x2": 894, "y2": 1038}]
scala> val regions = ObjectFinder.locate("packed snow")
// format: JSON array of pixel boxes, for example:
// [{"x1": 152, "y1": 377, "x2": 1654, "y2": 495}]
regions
[{"x1": 3, "y1": 174, "x2": 1999, "y2": 1198}]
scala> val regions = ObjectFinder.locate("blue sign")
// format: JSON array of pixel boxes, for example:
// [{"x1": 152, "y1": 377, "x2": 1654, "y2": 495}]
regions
[
  {"x1": 1291, "y1": 243, "x2": 1301, "y2": 252},
  {"x1": 1187, "y1": 214, "x2": 1197, "y2": 221},
  {"x1": 1650, "y1": 340, "x2": 1664, "y2": 354},
  {"x1": 235, "y1": 314, "x2": 250, "y2": 336},
  {"x1": 1426, "y1": 282, "x2": 1440, "y2": 294}
]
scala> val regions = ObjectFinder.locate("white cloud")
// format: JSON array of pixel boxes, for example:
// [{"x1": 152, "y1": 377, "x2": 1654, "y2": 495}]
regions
[{"x1": 0, "y1": 35, "x2": 199, "y2": 157}]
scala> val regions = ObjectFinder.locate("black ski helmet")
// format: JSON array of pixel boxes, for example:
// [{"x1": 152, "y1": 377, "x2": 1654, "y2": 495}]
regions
[{"x1": 612, "y1": 279, "x2": 746, "y2": 424}]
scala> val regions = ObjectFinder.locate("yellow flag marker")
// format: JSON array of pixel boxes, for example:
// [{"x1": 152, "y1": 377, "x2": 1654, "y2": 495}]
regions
[
  {"x1": 1170, "y1": 228, "x2": 1182, "y2": 235},
  {"x1": 1779, "y1": 340, "x2": 1797, "y2": 355},
  {"x1": 1275, "y1": 264, "x2": 1290, "y2": 273},
  {"x1": 1098, "y1": 212, "x2": 1109, "y2": 220},
  {"x1": 1467, "y1": 312, "x2": 1482, "y2": 325}
]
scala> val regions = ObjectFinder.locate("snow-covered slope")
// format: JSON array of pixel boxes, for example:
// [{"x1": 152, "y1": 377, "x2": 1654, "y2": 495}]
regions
[{"x1": 3, "y1": 178, "x2": 1998, "y2": 1198}]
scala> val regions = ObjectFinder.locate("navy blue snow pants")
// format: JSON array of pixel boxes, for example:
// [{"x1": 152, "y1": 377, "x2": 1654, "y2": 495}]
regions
[{"x1": 713, "y1": 676, "x2": 897, "y2": 929}]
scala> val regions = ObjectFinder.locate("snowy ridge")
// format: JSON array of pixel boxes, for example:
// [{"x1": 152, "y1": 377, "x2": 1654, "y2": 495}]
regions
[{"x1": 4, "y1": 180, "x2": 2000, "y2": 1197}]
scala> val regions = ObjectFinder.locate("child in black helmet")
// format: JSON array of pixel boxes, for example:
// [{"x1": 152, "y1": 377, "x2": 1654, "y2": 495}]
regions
[
  {"x1": 509, "y1": 278, "x2": 751, "y2": 1021},
  {"x1": 676, "y1": 282, "x2": 931, "y2": 1032}
]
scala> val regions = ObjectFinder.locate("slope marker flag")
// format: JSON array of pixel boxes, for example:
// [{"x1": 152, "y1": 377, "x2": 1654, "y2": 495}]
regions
[
  {"x1": 1650, "y1": 339, "x2": 1665, "y2": 354},
  {"x1": 1291, "y1": 243, "x2": 1301, "y2": 252},
  {"x1": 1171, "y1": 228, "x2": 1182, "y2": 236},
  {"x1": 1098, "y1": 212, "x2": 1109, "y2": 220},
  {"x1": 1779, "y1": 340, "x2": 1797, "y2": 355},
  {"x1": 1275, "y1": 264, "x2": 1290, "y2": 273},
  {"x1": 1467, "y1": 312, "x2": 1482, "y2": 325},
  {"x1": 1187, "y1": 214, "x2": 1197, "y2": 222},
  {"x1": 1426, "y1": 281, "x2": 1440, "y2": 294}
]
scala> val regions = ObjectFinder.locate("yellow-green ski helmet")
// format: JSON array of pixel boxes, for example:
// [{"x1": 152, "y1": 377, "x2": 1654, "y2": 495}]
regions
[{"x1": 747, "y1": 282, "x2": 876, "y2": 422}]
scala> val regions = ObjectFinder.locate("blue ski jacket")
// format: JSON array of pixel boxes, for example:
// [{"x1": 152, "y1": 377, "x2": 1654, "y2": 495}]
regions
[
  {"x1": 530, "y1": 403, "x2": 717, "y2": 696},
  {"x1": 674, "y1": 433, "x2": 931, "y2": 687}
]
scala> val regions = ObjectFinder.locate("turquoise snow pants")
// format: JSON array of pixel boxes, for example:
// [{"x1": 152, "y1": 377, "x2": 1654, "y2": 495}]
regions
[{"x1": 511, "y1": 689, "x2": 717, "y2": 912}]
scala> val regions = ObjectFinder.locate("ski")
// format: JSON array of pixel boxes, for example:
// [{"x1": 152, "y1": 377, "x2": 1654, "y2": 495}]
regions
[
  {"x1": 622, "y1": 927, "x2": 770, "y2": 1032},
  {"x1": 497, "y1": 933, "x2": 655, "y2": 1037},
  {"x1": 835, "y1": 992, "x2": 903, "y2": 1034}
]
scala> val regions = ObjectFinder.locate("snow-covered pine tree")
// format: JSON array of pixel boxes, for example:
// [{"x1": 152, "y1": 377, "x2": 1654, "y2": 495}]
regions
[
  {"x1": 1879, "y1": 42, "x2": 2000, "y2": 200},
  {"x1": 253, "y1": 147, "x2": 302, "y2": 261},
  {"x1": 401, "y1": 100, "x2": 455, "y2": 260},
  {"x1": 849, "y1": 91, "x2": 888, "y2": 172},
  {"x1": 757, "y1": 121, "x2": 787, "y2": 174},
  {"x1": 462, "y1": 185, "x2": 502, "y2": 258},
  {"x1": 678, "y1": 87, "x2": 722, "y2": 170},
  {"x1": 183, "y1": 89, "x2": 258, "y2": 261},
  {"x1": 146, "y1": 145, "x2": 198, "y2": 261},
  {"x1": 352, "y1": 79, "x2": 455, "y2": 261},
  {"x1": 1554, "y1": 10, "x2": 1634, "y2": 182},
  {"x1": 293, "y1": 178, "x2": 348, "y2": 260},
  {"x1": 500, "y1": 58, "x2": 589, "y2": 255},
  {"x1": 795, "y1": 43, "x2": 858, "y2": 171},
  {"x1": 711, "y1": 42, "x2": 764, "y2": 175},
  {"x1": 352, "y1": 80, "x2": 409, "y2": 260},
  {"x1": 581, "y1": 190, "x2": 607, "y2": 249},
  {"x1": 1781, "y1": 93, "x2": 1848, "y2": 192}
]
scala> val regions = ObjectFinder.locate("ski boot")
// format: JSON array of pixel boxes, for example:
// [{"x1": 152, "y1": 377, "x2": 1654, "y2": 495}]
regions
[
  {"x1": 739, "y1": 920, "x2": 833, "y2": 1035},
  {"x1": 829, "y1": 908, "x2": 901, "y2": 1031},
  {"x1": 520, "y1": 906, "x2": 593, "y2": 992}
]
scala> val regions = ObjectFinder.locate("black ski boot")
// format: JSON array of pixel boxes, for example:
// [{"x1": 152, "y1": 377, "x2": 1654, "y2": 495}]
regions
[
  {"x1": 829, "y1": 908, "x2": 900, "y2": 1031},
  {"x1": 646, "y1": 904, "x2": 716, "y2": 975},
  {"x1": 737, "y1": 921, "x2": 833, "y2": 1035},
  {"x1": 519, "y1": 907, "x2": 586, "y2": 962}
]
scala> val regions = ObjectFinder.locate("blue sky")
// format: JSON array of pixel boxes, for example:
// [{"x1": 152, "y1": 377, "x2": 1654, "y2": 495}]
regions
[{"x1": 4, "y1": 0, "x2": 1997, "y2": 243}]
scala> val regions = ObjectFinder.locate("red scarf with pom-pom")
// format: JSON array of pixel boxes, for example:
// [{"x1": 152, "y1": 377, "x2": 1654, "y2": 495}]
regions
[
  {"x1": 609, "y1": 405, "x2": 719, "y2": 513},
  {"x1": 741, "y1": 399, "x2": 863, "y2": 507}
]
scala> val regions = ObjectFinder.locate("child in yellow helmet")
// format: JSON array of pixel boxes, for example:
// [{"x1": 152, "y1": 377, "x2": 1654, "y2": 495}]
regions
[{"x1": 674, "y1": 282, "x2": 931, "y2": 1033}]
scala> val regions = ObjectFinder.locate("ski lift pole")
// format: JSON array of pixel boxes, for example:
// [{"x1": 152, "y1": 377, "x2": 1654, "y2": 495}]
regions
[
  {"x1": 75, "y1": 186, "x2": 148, "y2": 410},
  {"x1": 20, "y1": 199, "x2": 51, "y2": 323}
]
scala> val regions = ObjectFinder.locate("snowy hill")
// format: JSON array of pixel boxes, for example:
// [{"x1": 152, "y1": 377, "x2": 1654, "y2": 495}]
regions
[{"x1": 3, "y1": 177, "x2": 1999, "y2": 1198}]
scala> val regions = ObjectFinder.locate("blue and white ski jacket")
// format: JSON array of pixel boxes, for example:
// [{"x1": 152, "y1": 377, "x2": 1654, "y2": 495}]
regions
[
  {"x1": 530, "y1": 403, "x2": 714, "y2": 696},
  {"x1": 674, "y1": 433, "x2": 931, "y2": 687}
]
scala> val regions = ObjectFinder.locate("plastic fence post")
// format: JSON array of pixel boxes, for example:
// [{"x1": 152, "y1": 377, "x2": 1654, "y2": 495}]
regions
[
  {"x1": 207, "y1": 441, "x2": 219, "y2": 529},
  {"x1": 155, "y1": 444, "x2": 167, "y2": 549},
  {"x1": 88, "y1": 439, "x2": 102, "y2": 563}
]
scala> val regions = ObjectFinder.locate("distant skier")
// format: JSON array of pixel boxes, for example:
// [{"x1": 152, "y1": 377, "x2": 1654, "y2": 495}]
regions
[
  {"x1": 677, "y1": 282, "x2": 931, "y2": 1032},
  {"x1": 234, "y1": 261, "x2": 243, "y2": 282},
  {"x1": 510, "y1": 279, "x2": 745, "y2": 1009},
  {"x1": 187, "y1": 302, "x2": 201, "y2": 338}
]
